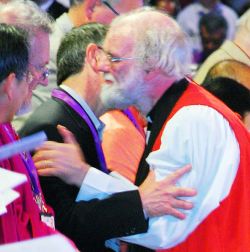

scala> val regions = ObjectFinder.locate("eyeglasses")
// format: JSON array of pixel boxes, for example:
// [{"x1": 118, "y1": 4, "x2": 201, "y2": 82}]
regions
[
  {"x1": 102, "y1": 0, "x2": 119, "y2": 16},
  {"x1": 97, "y1": 46, "x2": 140, "y2": 63},
  {"x1": 29, "y1": 63, "x2": 50, "y2": 81}
]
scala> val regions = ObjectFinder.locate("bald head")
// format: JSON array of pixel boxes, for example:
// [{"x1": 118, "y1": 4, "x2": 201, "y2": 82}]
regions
[
  {"x1": 232, "y1": 9, "x2": 250, "y2": 57},
  {"x1": 106, "y1": 7, "x2": 191, "y2": 79},
  {"x1": 236, "y1": 9, "x2": 250, "y2": 33},
  {"x1": 204, "y1": 60, "x2": 250, "y2": 89}
]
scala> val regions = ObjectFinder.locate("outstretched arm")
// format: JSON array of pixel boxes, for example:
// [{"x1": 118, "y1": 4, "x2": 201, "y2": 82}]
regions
[{"x1": 34, "y1": 125, "x2": 196, "y2": 219}]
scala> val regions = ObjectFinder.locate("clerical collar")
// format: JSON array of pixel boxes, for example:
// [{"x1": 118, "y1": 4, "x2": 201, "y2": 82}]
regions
[{"x1": 60, "y1": 85, "x2": 105, "y2": 137}]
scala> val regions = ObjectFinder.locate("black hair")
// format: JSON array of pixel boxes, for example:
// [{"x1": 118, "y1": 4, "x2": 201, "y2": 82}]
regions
[
  {"x1": 57, "y1": 22, "x2": 108, "y2": 85},
  {"x1": 0, "y1": 23, "x2": 29, "y2": 83},
  {"x1": 203, "y1": 77, "x2": 250, "y2": 117},
  {"x1": 199, "y1": 11, "x2": 228, "y2": 34}
]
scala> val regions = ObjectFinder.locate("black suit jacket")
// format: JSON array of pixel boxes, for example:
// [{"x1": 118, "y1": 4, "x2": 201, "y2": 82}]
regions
[
  {"x1": 47, "y1": 1, "x2": 68, "y2": 19},
  {"x1": 20, "y1": 91, "x2": 148, "y2": 252}
]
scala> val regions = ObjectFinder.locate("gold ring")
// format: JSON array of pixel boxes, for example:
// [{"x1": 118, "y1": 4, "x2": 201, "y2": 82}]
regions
[{"x1": 44, "y1": 160, "x2": 49, "y2": 169}]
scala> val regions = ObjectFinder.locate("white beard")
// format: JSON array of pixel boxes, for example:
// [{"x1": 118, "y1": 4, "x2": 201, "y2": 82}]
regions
[{"x1": 100, "y1": 69, "x2": 153, "y2": 115}]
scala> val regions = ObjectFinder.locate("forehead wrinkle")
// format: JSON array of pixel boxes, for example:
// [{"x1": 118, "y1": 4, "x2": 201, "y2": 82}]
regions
[{"x1": 104, "y1": 28, "x2": 135, "y2": 55}]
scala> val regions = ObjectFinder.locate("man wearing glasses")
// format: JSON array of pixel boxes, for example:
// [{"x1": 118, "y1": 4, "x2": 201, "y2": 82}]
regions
[
  {"x1": 13, "y1": 0, "x2": 143, "y2": 130},
  {"x1": 32, "y1": 7, "x2": 250, "y2": 252},
  {"x1": 20, "y1": 21, "x2": 195, "y2": 252},
  {"x1": 0, "y1": 2, "x2": 60, "y2": 245}
]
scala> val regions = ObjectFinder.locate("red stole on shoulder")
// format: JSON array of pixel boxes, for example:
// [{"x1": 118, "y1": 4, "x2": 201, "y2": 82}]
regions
[
  {"x1": 0, "y1": 123, "x2": 55, "y2": 244},
  {"x1": 156, "y1": 82, "x2": 250, "y2": 252}
]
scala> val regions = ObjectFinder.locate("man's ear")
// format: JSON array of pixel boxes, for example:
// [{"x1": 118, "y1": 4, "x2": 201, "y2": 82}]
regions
[
  {"x1": 85, "y1": 0, "x2": 99, "y2": 21},
  {"x1": 85, "y1": 43, "x2": 100, "y2": 72},
  {"x1": 85, "y1": 7, "x2": 93, "y2": 21},
  {"x1": 2, "y1": 73, "x2": 16, "y2": 101}
]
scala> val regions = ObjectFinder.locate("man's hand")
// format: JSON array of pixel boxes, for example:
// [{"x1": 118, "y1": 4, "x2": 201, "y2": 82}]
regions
[
  {"x1": 33, "y1": 125, "x2": 90, "y2": 187},
  {"x1": 139, "y1": 165, "x2": 196, "y2": 219}
]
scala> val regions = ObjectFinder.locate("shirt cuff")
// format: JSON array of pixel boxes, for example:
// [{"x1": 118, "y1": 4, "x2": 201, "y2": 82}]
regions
[{"x1": 76, "y1": 167, "x2": 137, "y2": 202}]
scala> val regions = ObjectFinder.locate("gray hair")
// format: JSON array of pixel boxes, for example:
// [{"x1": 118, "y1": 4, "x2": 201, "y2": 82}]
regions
[
  {"x1": 57, "y1": 22, "x2": 108, "y2": 84},
  {"x1": 0, "y1": 23, "x2": 29, "y2": 83},
  {"x1": 110, "y1": 7, "x2": 191, "y2": 79},
  {"x1": 0, "y1": 0, "x2": 53, "y2": 37}
]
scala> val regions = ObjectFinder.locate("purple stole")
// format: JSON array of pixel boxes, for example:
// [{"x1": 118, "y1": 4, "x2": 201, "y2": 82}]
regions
[{"x1": 52, "y1": 89, "x2": 108, "y2": 173}]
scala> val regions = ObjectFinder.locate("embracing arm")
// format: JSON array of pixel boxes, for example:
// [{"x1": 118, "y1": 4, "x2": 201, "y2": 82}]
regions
[
  {"x1": 33, "y1": 125, "x2": 196, "y2": 250},
  {"x1": 34, "y1": 126, "x2": 196, "y2": 218},
  {"x1": 122, "y1": 105, "x2": 240, "y2": 249}
]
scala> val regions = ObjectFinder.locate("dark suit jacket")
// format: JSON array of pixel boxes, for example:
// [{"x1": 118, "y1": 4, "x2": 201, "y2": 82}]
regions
[
  {"x1": 20, "y1": 91, "x2": 148, "y2": 252},
  {"x1": 47, "y1": 1, "x2": 68, "y2": 19}
]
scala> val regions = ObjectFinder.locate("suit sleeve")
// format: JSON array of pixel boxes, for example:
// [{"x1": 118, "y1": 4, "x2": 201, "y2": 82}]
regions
[
  {"x1": 20, "y1": 119, "x2": 148, "y2": 251},
  {"x1": 40, "y1": 175, "x2": 147, "y2": 250}
]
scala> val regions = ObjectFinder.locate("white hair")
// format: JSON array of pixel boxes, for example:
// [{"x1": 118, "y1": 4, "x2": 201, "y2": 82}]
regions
[
  {"x1": 110, "y1": 7, "x2": 192, "y2": 79},
  {"x1": 0, "y1": 0, "x2": 53, "y2": 37}
]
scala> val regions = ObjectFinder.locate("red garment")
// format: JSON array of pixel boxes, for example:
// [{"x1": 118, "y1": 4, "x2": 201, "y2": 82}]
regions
[
  {"x1": 101, "y1": 107, "x2": 146, "y2": 182},
  {"x1": 0, "y1": 123, "x2": 56, "y2": 244},
  {"x1": 156, "y1": 82, "x2": 250, "y2": 252}
]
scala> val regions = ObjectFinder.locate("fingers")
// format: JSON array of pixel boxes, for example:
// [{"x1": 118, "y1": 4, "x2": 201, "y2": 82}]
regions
[
  {"x1": 174, "y1": 187, "x2": 197, "y2": 197},
  {"x1": 171, "y1": 164, "x2": 192, "y2": 183},
  {"x1": 34, "y1": 158, "x2": 49, "y2": 170},
  {"x1": 167, "y1": 208, "x2": 186, "y2": 220},
  {"x1": 37, "y1": 168, "x2": 56, "y2": 177},
  {"x1": 33, "y1": 149, "x2": 55, "y2": 163},
  {"x1": 57, "y1": 125, "x2": 78, "y2": 144},
  {"x1": 172, "y1": 198, "x2": 194, "y2": 210},
  {"x1": 164, "y1": 198, "x2": 194, "y2": 219},
  {"x1": 35, "y1": 159, "x2": 63, "y2": 178},
  {"x1": 151, "y1": 198, "x2": 194, "y2": 219},
  {"x1": 164, "y1": 164, "x2": 192, "y2": 184}
]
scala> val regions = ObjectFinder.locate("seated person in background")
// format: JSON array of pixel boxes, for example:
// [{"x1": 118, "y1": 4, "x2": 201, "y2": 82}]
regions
[
  {"x1": 177, "y1": 0, "x2": 237, "y2": 65},
  {"x1": 202, "y1": 77, "x2": 250, "y2": 131},
  {"x1": 202, "y1": 59, "x2": 250, "y2": 89},
  {"x1": 195, "y1": 12, "x2": 228, "y2": 64},
  {"x1": 20, "y1": 23, "x2": 196, "y2": 252},
  {"x1": 152, "y1": 0, "x2": 180, "y2": 17},
  {"x1": 194, "y1": 9, "x2": 250, "y2": 84},
  {"x1": 0, "y1": 23, "x2": 56, "y2": 244}
]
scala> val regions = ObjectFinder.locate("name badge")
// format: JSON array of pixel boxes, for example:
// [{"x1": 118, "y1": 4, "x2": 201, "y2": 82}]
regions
[{"x1": 41, "y1": 213, "x2": 55, "y2": 230}]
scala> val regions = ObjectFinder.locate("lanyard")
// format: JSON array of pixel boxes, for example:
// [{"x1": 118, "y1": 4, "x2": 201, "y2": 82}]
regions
[
  {"x1": 1, "y1": 123, "x2": 47, "y2": 213},
  {"x1": 52, "y1": 89, "x2": 108, "y2": 173},
  {"x1": 122, "y1": 108, "x2": 145, "y2": 137}
]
